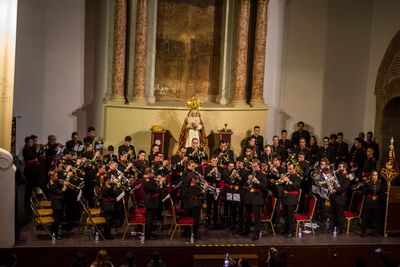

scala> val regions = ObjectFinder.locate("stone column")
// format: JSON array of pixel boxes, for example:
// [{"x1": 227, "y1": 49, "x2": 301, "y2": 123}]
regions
[
  {"x1": 232, "y1": 0, "x2": 251, "y2": 107},
  {"x1": 131, "y1": 0, "x2": 148, "y2": 103},
  {"x1": 110, "y1": 0, "x2": 127, "y2": 101},
  {"x1": 250, "y1": 0, "x2": 269, "y2": 107}
]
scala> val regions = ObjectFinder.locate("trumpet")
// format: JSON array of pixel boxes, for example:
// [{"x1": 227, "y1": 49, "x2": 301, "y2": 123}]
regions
[
  {"x1": 59, "y1": 178, "x2": 84, "y2": 192},
  {"x1": 110, "y1": 175, "x2": 130, "y2": 191},
  {"x1": 275, "y1": 172, "x2": 289, "y2": 185},
  {"x1": 229, "y1": 169, "x2": 242, "y2": 184},
  {"x1": 247, "y1": 171, "x2": 260, "y2": 190}
]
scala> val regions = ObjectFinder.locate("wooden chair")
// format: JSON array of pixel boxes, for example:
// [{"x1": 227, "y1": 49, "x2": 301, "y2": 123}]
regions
[
  {"x1": 30, "y1": 204, "x2": 54, "y2": 238},
  {"x1": 169, "y1": 198, "x2": 194, "y2": 240},
  {"x1": 79, "y1": 200, "x2": 106, "y2": 240},
  {"x1": 344, "y1": 191, "x2": 365, "y2": 235},
  {"x1": 31, "y1": 187, "x2": 52, "y2": 208},
  {"x1": 261, "y1": 195, "x2": 277, "y2": 235},
  {"x1": 294, "y1": 194, "x2": 317, "y2": 236},
  {"x1": 121, "y1": 197, "x2": 146, "y2": 239}
]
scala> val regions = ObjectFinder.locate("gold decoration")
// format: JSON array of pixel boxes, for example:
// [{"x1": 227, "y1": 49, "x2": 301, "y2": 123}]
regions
[
  {"x1": 150, "y1": 125, "x2": 165, "y2": 132},
  {"x1": 381, "y1": 137, "x2": 399, "y2": 183},
  {"x1": 219, "y1": 123, "x2": 232, "y2": 133},
  {"x1": 186, "y1": 97, "x2": 202, "y2": 111}
]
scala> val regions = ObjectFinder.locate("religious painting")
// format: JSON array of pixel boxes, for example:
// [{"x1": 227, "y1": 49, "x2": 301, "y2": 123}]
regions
[{"x1": 154, "y1": 0, "x2": 222, "y2": 103}]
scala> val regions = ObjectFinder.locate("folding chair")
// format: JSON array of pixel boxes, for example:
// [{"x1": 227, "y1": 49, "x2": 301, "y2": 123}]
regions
[
  {"x1": 121, "y1": 197, "x2": 146, "y2": 239},
  {"x1": 79, "y1": 197, "x2": 101, "y2": 229},
  {"x1": 169, "y1": 198, "x2": 194, "y2": 240},
  {"x1": 30, "y1": 196, "x2": 53, "y2": 216},
  {"x1": 30, "y1": 204, "x2": 54, "y2": 239},
  {"x1": 79, "y1": 200, "x2": 106, "y2": 240},
  {"x1": 32, "y1": 187, "x2": 52, "y2": 208},
  {"x1": 261, "y1": 195, "x2": 277, "y2": 235},
  {"x1": 344, "y1": 191, "x2": 365, "y2": 235},
  {"x1": 294, "y1": 194, "x2": 317, "y2": 236}
]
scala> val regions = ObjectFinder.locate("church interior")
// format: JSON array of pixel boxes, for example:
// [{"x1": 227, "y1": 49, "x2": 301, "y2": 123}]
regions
[{"x1": 1, "y1": 0, "x2": 400, "y2": 266}]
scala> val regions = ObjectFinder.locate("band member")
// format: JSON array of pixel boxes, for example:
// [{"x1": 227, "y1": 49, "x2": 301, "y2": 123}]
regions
[
  {"x1": 223, "y1": 162, "x2": 243, "y2": 232},
  {"x1": 243, "y1": 160, "x2": 267, "y2": 240},
  {"x1": 360, "y1": 170, "x2": 383, "y2": 237},
  {"x1": 260, "y1": 145, "x2": 274, "y2": 164},
  {"x1": 297, "y1": 151, "x2": 311, "y2": 192},
  {"x1": 349, "y1": 138, "x2": 366, "y2": 179},
  {"x1": 143, "y1": 168, "x2": 165, "y2": 240},
  {"x1": 186, "y1": 138, "x2": 207, "y2": 164},
  {"x1": 118, "y1": 136, "x2": 136, "y2": 160},
  {"x1": 294, "y1": 138, "x2": 311, "y2": 162},
  {"x1": 362, "y1": 147, "x2": 377, "y2": 177},
  {"x1": 268, "y1": 156, "x2": 286, "y2": 227},
  {"x1": 82, "y1": 126, "x2": 94, "y2": 145},
  {"x1": 335, "y1": 132, "x2": 349, "y2": 164},
  {"x1": 279, "y1": 130, "x2": 293, "y2": 152},
  {"x1": 181, "y1": 160, "x2": 197, "y2": 210},
  {"x1": 22, "y1": 136, "x2": 40, "y2": 207},
  {"x1": 291, "y1": 121, "x2": 311, "y2": 147},
  {"x1": 271, "y1": 135, "x2": 288, "y2": 163},
  {"x1": 318, "y1": 137, "x2": 336, "y2": 164},
  {"x1": 248, "y1": 126, "x2": 264, "y2": 153},
  {"x1": 65, "y1": 132, "x2": 83, "y2": 154},
  {"x1": 134, "y1": 150, "x2": 148, "y2": 179},
  {"x1": 281, "y1": 163, "x2": 301, "y2": 238},
  {"x1": 309, "y1": 136, "x2": 319, "y2": 164},
  {"x1": 235, "y1": 157, "x2": 250, "y2": 233},
  {"x1": 204, "y1": 155, "x2": 223, "y2": 229},
  {"x1": 188, "y1": 169, "x2": 207, "y2": 240},
  {"x1": 48, "y1": 170, "x2": 64, "y2": 239},
  {"x1": 242, "y1": 137, "x2": 260, "y2": 160},
  {"x1": 103, "y1": 145, "x2": 118, "y2": 164},
  {"x1": 100, "y1": 174, "x2": 119, "y2": 240},
  {"x1": 148, "y1": 144, "x2": 160, "y2": 166},
  {"x1": 171, "y1": 146, "x2": 188, "y2": 189},
  {"x1": 329, "y1": 162, "x2": 350, "y2": 235},
  {"x1": 366, "y1": 131, "x2": 379, "y2": 160},
  {"x1": 152, "y1": 153, "x2": 170, "y2": 177},
  {"x1": 212, "y1": 140, "x2": 235, "y2": 165}
]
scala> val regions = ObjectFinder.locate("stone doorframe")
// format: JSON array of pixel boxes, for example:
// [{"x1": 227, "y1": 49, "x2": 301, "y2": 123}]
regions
[{"x1": 375, "y1": 31, "x2": 400, "y2": 145}]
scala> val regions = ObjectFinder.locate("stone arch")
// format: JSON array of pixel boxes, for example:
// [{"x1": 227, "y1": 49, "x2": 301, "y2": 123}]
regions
[{"x1": 375, "y1": 31, "x2": 400, "y2": 149}]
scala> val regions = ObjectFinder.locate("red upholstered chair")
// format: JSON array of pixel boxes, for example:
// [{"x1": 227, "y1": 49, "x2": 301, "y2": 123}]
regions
[
  {"x1": 169, "y1": 198, "x2": 194, "y2": 240},
  {"x1": 261, "y1": 195, "x2": 277, "y2": 235},
  {"x1": 344, "y1": 190, "x2": 365, "y2": 235},
  {"x1": 162, "y1": 194, "x2": 186, "y2": 232},
  {"x1": 294, "y1": 194, "x2": 317, "y2": 236},
  {"x1": 121, "y1": 197, "x2": 146, "y2": 239}
]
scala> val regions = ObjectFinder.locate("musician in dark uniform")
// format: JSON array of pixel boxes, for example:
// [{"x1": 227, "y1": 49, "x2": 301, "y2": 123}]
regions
[
  {"x1": 223, "y1": 162, "x2": 243, "y2": 232},
  {"x1": 143, "y1": 168, "x2": 165, "y2": 240},
  {"x1": 212, "y1": 140, "x2": 235, "y2": 165},
  {"x1": 361, "y1": 170, "x2": 383, "y2": 237},
  {"x1": 309, "y1": 136, "x2": 319, "y2": 164},
  {"x1": 181, "y1": 160, "x2": 197, "y2": 210},
  {"x1": 170, "y1": 146, "x2": 187, "y2": 198},
  {"x1": 48, "y1": 170, "x2": 64, "y2": 239},
  {"x1": 294, "y1": 138, "x2": 311, "y2": 162},
  {"x1": 186, "y1": 138, "x2": 208, "y2": 164},
  {"x1": 291, "y1": 121, "x2": 311, "y2": 147},
  {"x1": 318, "y1": 137, "x2": 336, "y2": 164},
  {"x1": 65, "y1": 132, "x2": 83, "y2": 154},
  {"x1": 100, "y1": 174, "x2": 120, "y2": 239},
  {"x1": 22, "y1": 136, "x2": 40, "y2": 207},
  {"x1": 366, "y1": 131, "x2": 379, "y2": 160},
  {"x1": 335, "y1": 132, "x2": 349, "y2": 164},
  {"x1": 235, "y1": 157, "x2": 250, "y2": 234},
  {"x1": 272, "y1": 135, "x2": 288, "y2": 163},
  {"x1": 188, "y1": 170, "x2": 207, "y2": 240},
  {"x1": 349, "y1": 138, "x2": 366, "y2": 179},
  {"x1": 362, "y1": 147, "x2": 377, "y2": 177},
  {"x1": 243, "y1": 160, "x2": 267, "y2": 240},
  {"x1": 204, "y1": 155, "x2": 223, "y2": 229},
  {"x1": 148, "y1": 144, "x2": 160, "y2": 166},
  {"x1": 103, "y1": 145, "x2": 118, "y2": 164},
  {"x1": 279, "y1": 130, "x2": 293, "y2": 152},
  {"x1": 281, "y1": 163, "x2": 301, "y2": 238},
  {"x1": 248, "y1": 126, "x2": 264, "y2": 153},
  {"x1": 118, "y1": 136, "x2": 136, "y2": 160},
  {"x1": 134, "y1": 150, "x2": 148, "y2": 179},
  {"x1": 268, "y1": 156, "x2": 286, "y2": 228},
  {"x1": 83, "y1": 126, "x2": 96, "y2": 145},
  {"x1": 329, "y1": 162, "x2": 350, "y2": 235}
]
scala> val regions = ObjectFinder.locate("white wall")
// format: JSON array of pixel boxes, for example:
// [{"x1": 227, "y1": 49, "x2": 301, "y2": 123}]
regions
[
  {"x1": 364, "y1": 0, "x2": 400, "y2": 135},
  {"x1": 13, "y1": 0, "x2": 85, "y2": 153}
]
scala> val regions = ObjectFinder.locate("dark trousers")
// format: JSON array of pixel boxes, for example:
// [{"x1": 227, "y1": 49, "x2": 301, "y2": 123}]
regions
[
  {"x1": 190, "y1": 207, "x2": 201, "y2": 238},
  {"x1": 245, "y1": 204, "x2": 262, "y2": 235},
  {"x1": 284, "y1": 203, "x2": 296, "y2": 234},
  {"x1": 103, "y1": 209, "x2": 115, "y2": 238},
  {"x1": 145, "y1": 207, "x2": 157, "y2": 238},
  {"x1": 24, "y1": 166, "x2": 39, "y2": 207},
  {"x1": 330, "y1": 201, "x2": 345, "y2": 231},
  {"x1": 51, "y1": 208, "x2": 64, "y2": 235},
  {"x1": 206, "y1": 195, "x2": 219, "y2": 225},
  {"x1": 361, "y1": 207, "x2": 379, "y2": 234},
  {"x1": 225, "y1": 201, "x2": 239, "y2": 226}
]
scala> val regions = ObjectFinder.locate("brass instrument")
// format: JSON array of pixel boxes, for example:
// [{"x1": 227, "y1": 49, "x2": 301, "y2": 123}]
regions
[
  {"x1": 246, "y1": 171, "x2": 260, "y2": 190},
  {"x1": 192, "y1": 169, "x2": 218, "y2": 194},
  {"x1": 229, "y1": 169, "x2": 242, "y2": 184},
  {"x1": 276, "y1": 172, "x2": 289, "y2": 185},
  {"x1": 59, "y1": 178, "x2": 84, "y2": 192},
  {"x1": 286, "y1": 153, "x2": 304, "y2": 178},
  {"x1": 110, "y1": 175, "x2": 130, "y2": 191},
  {"x1": 310, "y1": 162, "x2": 340, "y2": 198}
]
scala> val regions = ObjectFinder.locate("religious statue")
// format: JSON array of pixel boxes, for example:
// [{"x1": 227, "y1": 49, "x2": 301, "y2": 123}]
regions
[{"x1": 179, "y1": 98, "x2": 207, "y2": 148}]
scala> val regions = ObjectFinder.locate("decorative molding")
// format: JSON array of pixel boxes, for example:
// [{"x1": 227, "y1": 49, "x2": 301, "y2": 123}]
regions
[{"x1": 0, "y1": 148, "x2": 13, "y2": 170}]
